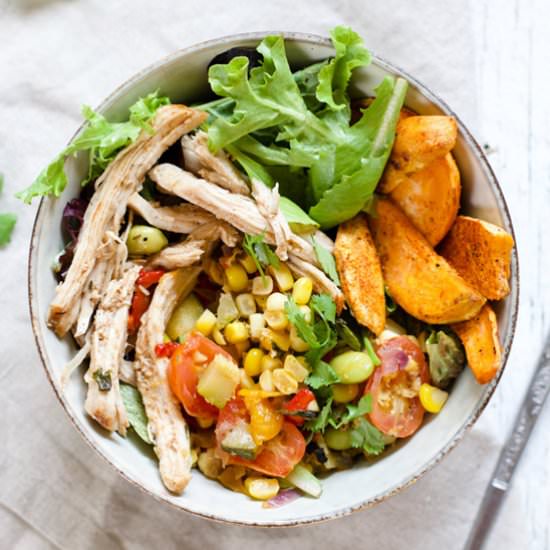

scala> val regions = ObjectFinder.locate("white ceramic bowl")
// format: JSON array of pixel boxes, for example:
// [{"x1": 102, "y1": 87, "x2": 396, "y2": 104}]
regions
[{"x1": 28, "y1": 32, "x2": 519, "y2": 526}]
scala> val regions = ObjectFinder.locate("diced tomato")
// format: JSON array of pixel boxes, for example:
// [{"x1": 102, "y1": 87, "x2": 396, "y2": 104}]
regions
[
  {"x1": 127, "y1": 269, "x2": 166, "y2": 333},
  {"x1": 168, "y1": 332, "x2": 232, "y2": 421},
  {"x1": 216, "y1": 397, "x2": 306, "y2": 477},
  {"x1": 136, "y1": 269, "x2": 165, "y2": 288},
  {"x1": 127, "y1": 289, "x2": 151, "y2": 333},
  {"x1": 154, "y1": 342, "x2": 180, "y2": 358},
  {"x1": 280, "y1": 388, "x2": 316, "y2": 426},
  {"x1": 365, "y1": 336, "x2": 429, "y2": 438}
]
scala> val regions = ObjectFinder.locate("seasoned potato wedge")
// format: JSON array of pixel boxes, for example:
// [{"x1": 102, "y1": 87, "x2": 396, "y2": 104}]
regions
[
  {"x1": 335, "y1": 214, "x2": 385, "y2": 335},
  {"x1": 369, "y1": 198, "x2": 486, "y2": 324},
  {"x1": 378, "y1": 116, "x2": 458, "y2": 193},
  {"x1": 439, "y1": 216, "x2": 514, "y2": 300},
  {"x1": 390, "y1": 153, "x2": 461, "y2": 246},
  {"x1": 452, "y1": 304, "x2": 502, "y2": 384}
]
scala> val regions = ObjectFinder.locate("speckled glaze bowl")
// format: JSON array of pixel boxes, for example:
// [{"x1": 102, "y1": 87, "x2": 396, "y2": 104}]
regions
[{"x1": 28, "y1": 32, "x2": 519, "y2": 526}]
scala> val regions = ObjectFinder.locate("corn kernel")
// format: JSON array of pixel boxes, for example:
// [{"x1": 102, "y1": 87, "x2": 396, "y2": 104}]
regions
[
  {"x1": 212, "y1": 327, "x2": 226, "y2": 346},
  {"x1": 266, "y1": 292, "x2": 288, "y2": 311},
  {"x1": 298, "y1": 305, "x2": 313, "y2": 323},
  {"x1": 239, "y1": 369, "x2": 256, "y2": 389},
  {"x1": 249, "y1": 313, "x2": 265, "y2": 341},
  {"x1": 292, "y1": 277, "x2": 313, "y2": 305},
  {"x1": 195, "y1": 309, "x2": 217, "y2": 336},
  {"x1": 204, "y1": 258, "x2": 224, "y2": 285},
  {"x1": 296, "y1": 355, "x2": 309, "y2": 369},
  {"x1": 269, "y1": 263, "x2": 294, "y2": 291},
  {"x1": 270, "y1": 329, "x2": 290, "y2": 352},
  {"x1": 254, "y1": 295, "x2": 269, "y2": 310},
  {"x1": 163, "y1": 333, "x2": 171, "y2": 343},
  {"x1": 225, "y1": 263, "x2": 249, "y2": 293},
  {"x1": 244, "y1": 348, "x2": 264, "y2": 377},
  {"x1": 290, "y1": 325, "x2": 309, "y2": 352},
  {"x1": 235, "y1": 293, "x2": 256, "y2": 317},
  {"x1": 245, "y1": 477, "x2": 279, "y2": 500},
  {"x1": 259, "y1": 369, "x2": 274, "y2": 392},
  {"x1": 259, "y1": 329, "x2": 273, "y2": 352},
  {"x1": 264, "y1": 310, "x2": 289, "y2": 331},
  {"x1": 419, "y1": 383, "x2": 448, "y2": 413},
  {"x1": 283, "y1": 355, "x2": 309, "y2": 382},
  {"x1": 239, "y1": 254, "x2": 258, "y2": 274},
  {"x1": 224, "y1": 321, "x2": 250, "y2": 344},
  {"x1": 252, "y1": 275, "x2": 274, "y2": 296},
  {"x1": 332, "y1": 383, "x2": 359, "y2": 404},
  {"x1": 272, "y1": 368, "x2": 299, "y2": 394},
  {"x1": 261, "y1": 355, "x2": 282, "y2": 372}
]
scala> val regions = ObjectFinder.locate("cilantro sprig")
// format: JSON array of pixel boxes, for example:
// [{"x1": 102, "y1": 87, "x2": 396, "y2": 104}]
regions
[{"x1": 242, "y1": 232, "x2": 280, "y2": 278}]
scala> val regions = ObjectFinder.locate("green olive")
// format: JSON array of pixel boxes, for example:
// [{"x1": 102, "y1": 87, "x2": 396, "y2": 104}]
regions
[
  {"x1": 330, "y1": 351, "x2": 374, "y2": 384},
  {"x1": 127, "y1": 225, "x2": 168, "y2": 256},
  {"x1": 325, "y1": 427, "x2": 353, "y2": 450}
]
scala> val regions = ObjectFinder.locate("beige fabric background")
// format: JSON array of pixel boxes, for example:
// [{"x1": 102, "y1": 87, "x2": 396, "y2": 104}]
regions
[{"x1": 0, "y1": 1, "x2": 539, "y2": 548}]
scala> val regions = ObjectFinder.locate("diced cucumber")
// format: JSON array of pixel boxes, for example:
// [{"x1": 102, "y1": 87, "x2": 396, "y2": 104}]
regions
[
  {"x1": 197, "y1": 354, "x2": 240, "y2": 409},
  {"x1": 221, "y1": 419, "x2": 258, "y2": 460},
  {"x1": 284, "y1": 464, "x2": 322, "y2": 498},
  {"x1": 166, "y1": 293, "x2": 204, "y2": 341}
]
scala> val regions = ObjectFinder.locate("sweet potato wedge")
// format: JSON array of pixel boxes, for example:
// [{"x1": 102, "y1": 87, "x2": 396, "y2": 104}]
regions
[
  {"x1": 335, "y1": 213, "x2": 385, "y2": 335},
  {"x1": 378, "y1": 116, "x2": 458, "y2": 193},
  {"x1": 439, "y1": 216, "x2": 514, "y2": 300},
  {"x1": 369, "y1": 198, "x2": 486, "y2": 324},
  {"x1": 390, "y1": 153, "x2": 461, "y2": 246},
  {"x1": 452, "y1": 304, "x2": 502, "y2": 384}
]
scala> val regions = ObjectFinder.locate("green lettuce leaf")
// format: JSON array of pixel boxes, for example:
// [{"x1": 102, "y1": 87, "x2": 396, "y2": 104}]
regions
[
  {"x1": 120, "y1": 383, "x2": 152, "y2": 444},
  {"x1": 311, "y1": 237, "x2": 340, "y2": 285},
  {"x1": 315, "y1": 26, "x2": 372, "y2": 111},
  {"x1": 279, "y1": 196, "x2": 319, "y2": 234},
  {"x1": 309, "y1": 76, "x2": 408, "y2": 227},
  {"x1": 0, "y1": 213, "x2": 16, "y2": 246},
  {"x1": 17, "y1": 91, "x2": 170, "y2": 204}
]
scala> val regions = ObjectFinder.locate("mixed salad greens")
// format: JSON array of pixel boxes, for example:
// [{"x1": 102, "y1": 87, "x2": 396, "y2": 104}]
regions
[{"x1": 24, "y1": 25, "x2": 513, "y2": 505}]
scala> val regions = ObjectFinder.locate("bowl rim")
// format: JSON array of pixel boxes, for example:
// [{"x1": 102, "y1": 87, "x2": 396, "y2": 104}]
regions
[{"x1": 28, "y1": 30, "x2": 519, "y2": 527}]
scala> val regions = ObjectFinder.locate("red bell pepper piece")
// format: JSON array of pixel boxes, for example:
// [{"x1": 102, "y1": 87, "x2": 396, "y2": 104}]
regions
[{"x1": 154, "y1": 342, "x2": 180, "y2": 358}]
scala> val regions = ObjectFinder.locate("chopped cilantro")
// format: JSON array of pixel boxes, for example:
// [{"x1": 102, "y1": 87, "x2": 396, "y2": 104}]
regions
[
  {"x1": 349, "y1": 417, "x2": 385, "y2": 455},
  {"x1": 242, "y1": 232, "x2": 279, "y2": 277}
]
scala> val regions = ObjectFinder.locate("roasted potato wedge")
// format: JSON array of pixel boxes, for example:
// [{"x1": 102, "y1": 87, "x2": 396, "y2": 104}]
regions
[
  {"x1": 378, "y1": 116, "x2": 458, "y2": 194},
  {"x1": 452, "y1": 304, "x2": 502, "y2": 384},
  {"x1": 439, "y1": 216, "x2": 514, "y2": 300},
  {"x1": 335, "y1": 213, "x2": 385, "y2": 335},
  {"x1": 390, "y1": 153, "x2": 461, "y2": 246},
  {"x1": 369, "y1": 198, "x2": 486, "y2": 324}
]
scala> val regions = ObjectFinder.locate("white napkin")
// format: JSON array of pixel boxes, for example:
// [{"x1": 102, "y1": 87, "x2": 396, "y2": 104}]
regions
[{"x1": 0, "y1": 0, "x2": 524, "y2": 548}]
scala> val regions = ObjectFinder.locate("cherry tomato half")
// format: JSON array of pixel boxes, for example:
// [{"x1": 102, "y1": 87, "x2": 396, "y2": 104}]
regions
[{"x1": 366, "y1": 336, "x2": 429, "y2": 438}]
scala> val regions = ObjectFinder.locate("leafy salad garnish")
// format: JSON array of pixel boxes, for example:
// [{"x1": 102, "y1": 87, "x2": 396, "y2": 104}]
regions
[
  {"x1": 0, "y1": 173, "x2": 16, "y2": 246},
  {"x1": 120, "y1": 382, "x2": 152, "y2": 445},
  {"x1": 242, "y1": 232, "x2": 280, "y2": 277},
  {"x1": 17, "y1": 92, "x2": 170, "y2": 204},
  {"x1": 201, "y1": 26, "x2": 408, "y2": 228}
]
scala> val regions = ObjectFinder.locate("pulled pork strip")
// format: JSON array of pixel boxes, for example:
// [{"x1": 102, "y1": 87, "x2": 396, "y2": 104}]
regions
[
  {"x1": 128, "y1": 193, "x2": 214, "y2": 234},
  {"x1": 147, "y1": 239, "x2": 205, "y2": 270},
  {"x1": 149, "y1": 164, "x2": 319, "y2": 266},
  {"x1": 288, "y1": 253, "x2": 345, "y2": 313},
  {"x1": 136, "y1": 267, "x2": 200, "y2": 494},
  {"x1": 182, "y1": 131, "x2": 250, "y2": 195},
  {"x1": 84, "y1": 263, "x2": 141, "y2": 435},
  {"x1": 48, "y1": 105, "x2": 207, "y2": 337},
  {"x1": 251, "y1": 179, "x2": 292, "y2": 260}
]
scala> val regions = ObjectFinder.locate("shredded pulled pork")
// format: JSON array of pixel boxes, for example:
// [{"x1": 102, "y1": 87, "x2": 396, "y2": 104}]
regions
[
  {"x1": 84, "y1": 263, "x2": 141, "y2": 435},
  {"x1": 48, "y1": 105, "x2": 207, "y2": 337},
  {"x1": 135, "y1": 267, "x2": 200, "y2": 494},
  {"x1": 147, "y1": 239, "x2": 206, "y2": 270},
  {"x1": 149, "y1": 164, "x2": 321, "y2": 267},
  {"x1": 182, "y1": 131, "x2": 250, "y2": 195}
]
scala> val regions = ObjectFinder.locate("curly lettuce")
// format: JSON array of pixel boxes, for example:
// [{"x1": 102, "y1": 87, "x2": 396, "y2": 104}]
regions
[
  {"x1": 203, "y1": 26, "x2": 406, "y2": 228},
  {"x1": 17, "y1": 92, "x2": 170, "y2": 204}
]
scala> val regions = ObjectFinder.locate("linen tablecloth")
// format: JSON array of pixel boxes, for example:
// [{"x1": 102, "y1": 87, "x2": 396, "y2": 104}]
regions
[{"x1": 0, "y1": 1, "x2": 542, "y2": 548}]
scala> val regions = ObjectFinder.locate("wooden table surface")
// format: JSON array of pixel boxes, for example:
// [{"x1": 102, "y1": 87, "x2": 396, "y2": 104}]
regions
[{"x1": 472, "y1": 0, "x2": 550, "y2": 547}]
